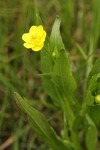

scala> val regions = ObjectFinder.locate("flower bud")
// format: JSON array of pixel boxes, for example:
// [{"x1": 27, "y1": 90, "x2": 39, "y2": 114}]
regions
[{"x1": 95, "y1": 94, "x2": 100, "y2": 103}]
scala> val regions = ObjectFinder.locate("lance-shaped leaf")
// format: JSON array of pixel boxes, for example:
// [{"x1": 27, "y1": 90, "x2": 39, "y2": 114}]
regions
[
  {"x1": 52, "y1": 49, "x2": 76, "y2": 104},
  {"x1": 41, "y1": 17, "x2": 65, "y2": 107},
  {"x1": 50, "y1": 16, "x2": 64, "y2": 52},
  {"x1": 14, "y1": 92, "x2": 73, "y2": 150},
  {"x1": 41, "y1": 48, "x2": 62, "y2": 107}
]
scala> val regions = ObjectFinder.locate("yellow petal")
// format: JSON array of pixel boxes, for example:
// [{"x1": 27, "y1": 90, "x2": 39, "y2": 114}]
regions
[
  {"x1": 36, "y1": 31, "x2": 46, "y2": 45},
  {"x1": 36, "y1": 25, "x2": 44, "y2": 37},
  {"x1": 38, "y1": 25, "x2": 43, "y2": 29},
  {"x1": 36, "y1": 41, "x2": 44, "y2": 46},
  {"x1": 41, "y1": 31, "x2": 46, "y2": 41},
  {"x1": 35, "y1": 38, "x2": 45, "y2": 46},
  {"x1": 22, "y1": 33, "x2": 31, "y2": 42},
  {"x1": 37, "y1": 25, "x2": 43, "y2": 32},
  {"x1": 32, "y1": 43, "x2": 44, "y2": 51},
  {"x1": 23, "y1": 43, "x2": 34, "y2": 48},
  {"x1": 29, "y1": 26, "x2": 37, "y2": 37}
]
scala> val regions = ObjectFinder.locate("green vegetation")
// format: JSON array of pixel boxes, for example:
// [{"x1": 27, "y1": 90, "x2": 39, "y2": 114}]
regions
[{"x1": 0, "y1": 0, "x2": 100, "y2": 150}]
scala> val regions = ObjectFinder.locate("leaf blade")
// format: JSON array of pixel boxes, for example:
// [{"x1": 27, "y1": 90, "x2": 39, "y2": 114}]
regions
[{"x1": 14, "y1": 92, "x2": 72, "y2": 150}]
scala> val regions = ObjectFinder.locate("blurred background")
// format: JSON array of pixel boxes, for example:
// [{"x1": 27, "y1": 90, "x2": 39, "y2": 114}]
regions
[{"x1": 0, "y1": 0, "x2": 100, "y2": 149}]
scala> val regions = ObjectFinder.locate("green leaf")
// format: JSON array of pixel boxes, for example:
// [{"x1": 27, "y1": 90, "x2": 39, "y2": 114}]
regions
[
  {"x1": 88, "y1": 105, "x2": 100, "y2": 126},
  {"x1": 41, "y1": 17, "x2": 77, "y2": 108},
  {"x1": 41, "y1": 49, "x2": 62, "y2": 107},
  {"x1": 85, "y1": 115, "x2": 98, "y2": 150},
  {"x1": 86, "y1": 126, "x2": 97, "y2": 150},
  {"x1": 84, "y1": 57, "x2": 100, "y2": 106},
  {"x1": 41, "y1": 17, "x2": 65, "y2": 107},
  {"x1": 14, "y1": 92, "x2": 73, "y2": 150},
  {"x1": 84, "y1": 73, "x2": 100, "y2": 106},
  {"x1": 88, "y1": 57, "x2": 100, "y2": 83},
  {"x1": 52, "y1": 49, "x2": 76, "y2": 104},
  {"x1": 90, "y1": 0, "x2": 100, "y2": 50},
  {"x1": 50, "y1": 16, "x2": 64, "y2": 52}
]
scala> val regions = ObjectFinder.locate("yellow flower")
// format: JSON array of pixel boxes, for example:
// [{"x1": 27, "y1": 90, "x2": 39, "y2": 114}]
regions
[
  {"x1": 22, "y1": 25, "x2": 46, "y2": 51},
  {"x1": 95, "y1": 94, "x2": 100, "y2": 103}
]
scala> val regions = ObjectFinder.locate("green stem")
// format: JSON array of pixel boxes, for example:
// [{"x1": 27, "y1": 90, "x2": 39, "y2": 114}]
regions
[
  {"x1": 62, "y1": 99, "x2": 74, "y2": 128},
  {"x1": 86, "y1": 37, "x2": 94, "y2": 79},
  {"x1": 71, "y1": 131, "x2": 81, "y2": 150},
  {"x1": 61, "y1": 98, "x2": 81, "y2": 150},
  {"x1": 34, "y1": 0, "x2": 38, "y2": 14},
  {"x1": 76, "y1": 43, "x2": 88, "y2": 60},
  {"x1": 63, "y1": 112, "x2": 68, "y2": 140}
]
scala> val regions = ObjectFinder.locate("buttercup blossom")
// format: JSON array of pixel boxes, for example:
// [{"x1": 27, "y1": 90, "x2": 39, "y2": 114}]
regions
[{"x1": 22, "y1": 25, "x2": 46, "y2": 51}]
